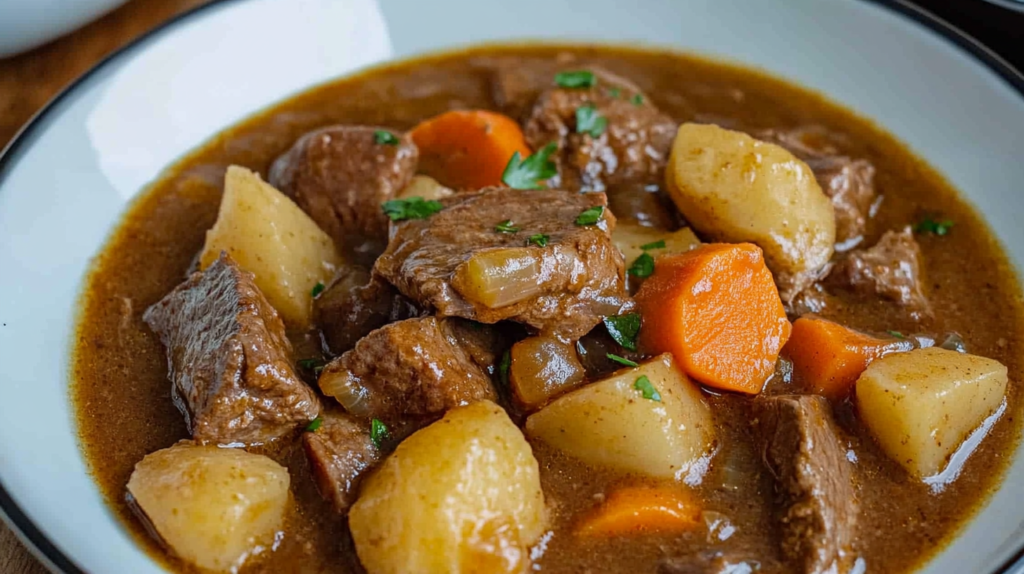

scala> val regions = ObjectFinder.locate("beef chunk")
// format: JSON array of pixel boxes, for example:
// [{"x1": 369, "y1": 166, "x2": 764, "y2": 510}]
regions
[
  {"x1": 374, "y1": 187, "x2": 629, "y2": 338},
  {"x1": 522, "y1": 67, "x2": 678, "y2": 192},
  {"x1": 314, "y1": 264, "x2": 421, "y2": 356},
  {"x1": 318, "y1": 317, "x2": 499, "y2": 426},
  {"x1": 825, "y1": 227, "x2": 930, "y2": 313},
  {"x1": 756, "y1": 395, "x2": 857, "y2": 574},
  {"x1": 269, "y1": 125, "x2": 418, "y2": 244},
  {"x1": 486, "y1": 54, "x2": 578, "y2": 121},
  {"x1": 143, "y1": 253, "x2": 321, "y2": 445},
  {"x1": 302, "y1": 411, "x2": 380, "y2": 514}
]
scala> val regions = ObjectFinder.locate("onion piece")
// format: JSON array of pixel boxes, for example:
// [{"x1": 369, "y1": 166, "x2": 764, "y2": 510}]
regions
[{"x1": 453, "y1": 248, "x2": 545, "y2": 308}]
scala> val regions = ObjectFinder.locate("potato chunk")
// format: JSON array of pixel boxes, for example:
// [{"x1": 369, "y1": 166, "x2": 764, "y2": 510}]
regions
[
  {"x1": 856, "y1": 347, "x2": 1008, "y2": 478},
  {"x1": 126, "y1": 443, "x2": 289, "y2": 572},
  {"x1": 612, "y1": 223, "x2": 701, "y2": 267},
  {"x1": 665, "y1": 123, "x2": 835, "y2": 299},
  {"x1": 397, "y1": 174, "x2": 455, "y2": 200},
  {"x1": 200, "y1": 165, "x2": 343, "y2": 327},
  {"x1": 526, "y1": 353, "x2": 715, "y2": 481},
  {"x1": 350, "y1": 401, "x2": 546, "y2": 574}
]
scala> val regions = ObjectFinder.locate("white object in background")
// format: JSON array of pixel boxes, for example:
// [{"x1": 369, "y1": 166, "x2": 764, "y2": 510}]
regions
[{"x1": 0, "y1": 0, "x2": 130, "y2": 57}]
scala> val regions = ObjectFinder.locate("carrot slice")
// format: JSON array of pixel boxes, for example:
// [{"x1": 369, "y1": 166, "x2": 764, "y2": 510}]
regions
[
  {"x1": 576, "y1": 486, "x2": 702, "y2": 537},
  {"x1": 409, "y1": 110, "x2": 531, "y2": 190},
  {"x1": 784, "y1": 316, "x2": 911, "y2": 400},
  {"x1": 634, "y1": 243, "x2": 791, "y2": 394}
]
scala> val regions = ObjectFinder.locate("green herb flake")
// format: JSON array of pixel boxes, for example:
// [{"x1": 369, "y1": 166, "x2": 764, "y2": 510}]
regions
[
  {"x1": 575, "y1": 104, "x2": 608, "y2": 138},
  {"x1": 382, "y1": 196, "x2": 444, "y2": 221},
  {"x1": 634, "y1": 375, "x2": 662, "y2": 402},
  {"x1": 498, "y1": 350, "x2": 512, "y2": 386},
  {"x1": 640, "y1": 240, "x2": 666, "y2": 251},
  {"x1": 604, "y1": 313, "x2": 641, "y2": 352},
  {"x1": 887, "y1": 330, "x2": 906, "y2": 339},
  {"x1": 630, "y1": 94, "x2": 644, "y2": 106},
  {"x1": 915, "y1": 217, "x2": 954, "y2": 236},
  {"x1": 495, "y1": 220, "x2": 521, "y2": 234},
  {"x1": 628, "y1": 252, "x2": 655, "y2": 278},
  {"x1": 298, "y1": 358, "x2": 326, "y2": 377},
  {"x1": 607, "y1": 87, "x2": 622, "y2": 98},
  {"x1": 555, "y1": 70, "x2": 597, "y2": 88},
  {"x1": 311, "y1": 281, "x2": 326, "y2": 297},
  {"x1": 607, "y1": 353, "x2": 639, "y2": 368},
  {"x1": 527, "y1": 233, "x2": 550, "y2": 247},
  {"x1": 575, "y1": 205, "x2": 605, "y2": 226},
  {"x1": 502, "y1": 142, "x2": 558, "y2": 190},
  {"x1": 305, "y1": 416, "x2": 323, "y2": 432},
  {"x1": 370, "y1": 419, "x2": 390, "y2": 448},
  {"x1": 374, "y1": 130, "x2": 399, "y2": 145}
]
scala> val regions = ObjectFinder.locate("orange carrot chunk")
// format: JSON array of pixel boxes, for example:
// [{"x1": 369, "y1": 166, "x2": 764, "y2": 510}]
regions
[
  {"x1": 635, "y1": 243, "x2": 791, "y2": 394},
  {"x1": 409, "y1": 110, "x2": 531, "y2": 190},
  {"x1": 784, "y1": 316, "x2": 912, "y2": 400},
  {"x1": 576, "y1": 486, "x2": 702, "y2": 537}
]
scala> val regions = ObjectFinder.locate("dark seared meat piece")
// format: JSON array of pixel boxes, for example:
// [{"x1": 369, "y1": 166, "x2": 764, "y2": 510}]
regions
[
  {"x1": 318, "y1": 317, "x2": 499, "y2": 426},
  {"x1": 302, "y1": 410, "x2": 380, "y2": 514},
  {"x1": 314, "y1": 264, "x2": 421, "y2": 356},
  {"x1": 825, "y1": 227, "x2": 930, "y2": 314},
  {"x1": 269, "y1": 125, "x2": 418, "y2": 244},
  {"x1": 374, "y1": 187, "x2": 628, "y2": 339},
  {"x1": 522, "y1": 67, "x2": 678, "y2": 192},
  {"x1": 756, "y1": 395, "x2": 857, "y2": 574},
  {"x1": 143, "y1": 253, "x2": 321, "y2": 445}
]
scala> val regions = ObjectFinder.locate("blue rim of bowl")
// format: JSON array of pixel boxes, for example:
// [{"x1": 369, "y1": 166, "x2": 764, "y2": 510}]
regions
[{"x1": 0, "y1": 0, "x2": 1022, "y2": 572}]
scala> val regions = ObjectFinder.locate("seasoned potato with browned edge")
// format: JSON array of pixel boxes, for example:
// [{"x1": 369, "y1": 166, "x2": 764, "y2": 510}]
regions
[
  {"x1": 856, "y1": 347, "x2": 1008, "y2": 478},
  {"x1": 200, "y1": 165, "x2": 343, "y2": 328},
  {"x1": 349, "y1": 401, "x2": 547, "y2": 574},
  {"x1": 126, "y1": 443, "x2": 290, "y2": 573},
  {"x1": 665, "y1": 123, "x2": 835, "y2": 299}
]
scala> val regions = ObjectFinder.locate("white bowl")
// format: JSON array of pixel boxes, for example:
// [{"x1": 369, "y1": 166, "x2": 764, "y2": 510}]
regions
[
  {"x1": 0, "y1": 0, "x2": 1022, "y2": 572},
  {"x1": 0, "y1": 0, "x2": 130, "y2": 57}
]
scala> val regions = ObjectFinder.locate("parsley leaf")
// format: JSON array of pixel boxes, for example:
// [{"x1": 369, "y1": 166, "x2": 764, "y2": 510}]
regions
[
  {"x1": 575, "y1": 205, "x2": 605, "y2": 226},
  {"x1": 495, "y1": 220, "x2": 520, "y2": 233},
  {"x1": 555, "y1": 70, "x2": 596, "y2": 88},
  {"x1": 575, "y1": 104, "x2": 607, "y2": 137},
  {"x1": 607, "y1": 353, "x2": 639, "y2": 368},
  {"x1": 370, "y1": 418, "x2": 389, "y2": 448},
  {"x1": 640, "y1": 240, "x2": 666, "y2": 251},
  {"x1": 382, "y1": 197, "x2": 444, "y2": 221},
  {"x1": 502, "y1": 142, "x2": 558, "y2": 190},
  {"x1": 527, "y1": 233, "x2": 550, "y2": 247},
  {"x1": 607, "y1": 87, "x2": 621, "y2": 98},
  {"x1": 297, "y1": 358, "x2": 326, "y2": 377},
  {"x1": 311, "y1": 281, "x2": 326, "y2": 297},
  {"x1": 915, "y1": 217, "x2": 954, "y2": 236},
  {"x1": 887, "y1": 330, "x2": 906, "y2": 339},
  {"x1": 630, "y1": 94, "x2": 644, "y2": 106},
  {"x1": 604, "y1": 313, "x2": 641, "y2": 351},
  {"x1": 634, "y1": 375, "x2": 662, "y2": 401},
  {"x1": 306, "y1": 416, "x2": 323, "y2": 432},
  {"x1": 628, "y1": 253, "x2": 655, "y2": 278},
  {"x1": 498, "y1": 350, "x2": 511, "y2": 386},
  {"x1": 374, "y1": 130, "x2": 399, "y2": 145}
]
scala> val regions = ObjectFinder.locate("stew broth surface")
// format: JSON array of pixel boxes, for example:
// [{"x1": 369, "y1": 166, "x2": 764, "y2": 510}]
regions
[{"x1": 72, "y1": 44, "x2": 1024, "y2": 573}]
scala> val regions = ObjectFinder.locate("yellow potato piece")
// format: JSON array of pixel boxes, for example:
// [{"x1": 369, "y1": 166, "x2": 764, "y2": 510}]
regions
[
  {"x1": 856, "y1": 347, "x2": 1008, "y2": 478},
  {"x1": 525, "y1": 353, "x2": 715, "y2": 482},
  {"x1": 350, "y1": 401, "x2": 546, "y2": 574},
  {"x1": 126, "y1": 443, "x2": 289, "y2": 573},
  {"x1": 612, "y1": 223, "x2": 701, "y2": 268},
  {"x1": 200, "y1": 165, "x2": 343, "y2": 327}
]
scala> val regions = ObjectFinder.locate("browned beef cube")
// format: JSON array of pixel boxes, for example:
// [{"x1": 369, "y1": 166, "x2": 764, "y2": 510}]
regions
[
  {"x1": 374, "y1": 187, "x2": 629, "y2": 339},
  {"x1": 522, "y1": 67, "x2": 678, "y2": 192},
  {"x1": 314, "y1": 264, "x2": 421, "y2": 356},
  {"x1": 487, "y1": 55, "x2": 573, "y2": 120},
  {"x1": 317, "y1": 317, "x2": 499, "y2": 426},
  {"x1": 826, "y1": 227, "x2": 930, "y2": 313},
  {"x1": 269, "y1": 125, "x2": 418, "y2": 244},
  {"x1": 757, "y1": 395, "x2": 857, "y2": 574},
  {"x1": 302, "y1": 411, "x2": 380, "y2": 514},
  {"x1": 143, "y1": 253, "x2": 321, "y2": 445}
]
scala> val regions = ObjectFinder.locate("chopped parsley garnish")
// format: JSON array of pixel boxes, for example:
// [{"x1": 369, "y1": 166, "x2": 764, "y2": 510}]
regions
[
  {"x1": 640, "y1": 239, "x2": 666, "y2": 251},
  {"x1": 374, "y1": 130, "x2": 399, "y2": 145},
  {"x1": 607, "y1": 353, "x2": 639, "y2": 368},
  {"x1": 306, "y1": 416, "x2": 323, "y2": 432},
  {"x1": 495, "y1": 220, "x2": 520, "y2": 233},
  {"x1": 555, "y1": 70, "x2": 596, "y2": 88},
  {"x1": 382, "y1": 196, "x2": 444, "y2": 221},
  {"x1": 575, "y1": 104, "x2": 607, "y2": 137},
  {"x1": 607, "y1": 87, "x2": 621, "y2": 98},
  {"x1": 630, "y1": 94, "x2": 644, "y2": 106},
  {"x1": 634, "y1": 375, "x2": 662, "y2": 402},
  {"x1": 915, "y1": 217, "x2": 954, "y2": 236},
  {"x1": 311, "y1": 281, "x2": 326, "y2": 297},
  {"x1": 502, "y1": 142, "x2": 558, "y2": 190},
  {"x1": 498, "y1": 350, "x2": 512, "y2": 386},
  {"x1": 297, "y1": 358, "x2": 326, "y2": 377},
  {"x1": 628, "y1": 252, "x2": 655, "y2": 278},
  {"x1": 575, "y1": 205, "x2": 605, "y2": 226},
  {"x1": 527, "y1": 233, "x2": 550, "y2": 247},
  {"x1": 604, "y1": 313, "x2": 641, "y2": 351},
  {"x1": 887, "y1": 330, "x2": 906, "y2": 339},
  {"x1": 370, "y1": 418, "x2": 389, "y2": 448}
]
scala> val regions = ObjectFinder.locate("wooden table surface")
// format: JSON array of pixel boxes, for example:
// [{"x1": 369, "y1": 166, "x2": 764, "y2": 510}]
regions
[{"x1": 0, "y1": 1, "x2": 211, "y2": 571}]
